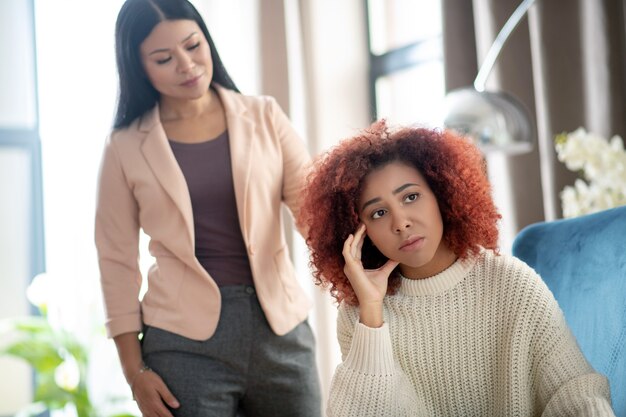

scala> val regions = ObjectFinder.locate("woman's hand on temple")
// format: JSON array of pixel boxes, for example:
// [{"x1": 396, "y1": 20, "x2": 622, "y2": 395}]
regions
[
  {"x1": 342, "y1": 224, "x2": 399, "y2": 328},
  {"x1": 132, "y1": 368, "x2": 179, "y2": 417}
]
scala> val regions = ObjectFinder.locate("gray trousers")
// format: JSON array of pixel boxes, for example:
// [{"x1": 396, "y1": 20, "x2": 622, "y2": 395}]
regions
[{"x1": 141, "y1": 285, "x2": 322, "y2": 417}]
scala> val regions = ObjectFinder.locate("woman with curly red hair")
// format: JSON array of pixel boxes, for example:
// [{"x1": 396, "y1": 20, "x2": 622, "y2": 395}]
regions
[{"x1": 299, "y1": 122, "x2": 615, "y2": 416}]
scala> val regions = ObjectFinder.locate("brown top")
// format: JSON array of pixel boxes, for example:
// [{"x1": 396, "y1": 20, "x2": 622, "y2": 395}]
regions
[
  {"x1": 169, "y1": 131, "x2": 254, "y2": 286},
  {"x1": 96, "y1": 86, "x2": 312, "y2": 340}
]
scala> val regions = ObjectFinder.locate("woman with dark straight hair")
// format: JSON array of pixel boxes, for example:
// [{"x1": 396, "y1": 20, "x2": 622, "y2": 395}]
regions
[
  {"x1": 113, "y1": 0, "x2": 238, "y2": 129},
  {"x1": 95, "y1": 1, "x2": 321, "y2": 416}
]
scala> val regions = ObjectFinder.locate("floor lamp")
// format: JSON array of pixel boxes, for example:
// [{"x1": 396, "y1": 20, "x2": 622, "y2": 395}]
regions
[{"x1": 443, "y1": 0, "x2": 537, "y2": 154}]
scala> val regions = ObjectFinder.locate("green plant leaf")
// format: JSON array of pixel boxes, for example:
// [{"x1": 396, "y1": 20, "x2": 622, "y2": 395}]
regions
[
  {"x1": 2, "y1": 338, "x2": 64, "y2": 373},
  {"x1": 33, "y1": 373, "x2": 74, "y2": 408},
  {"x1": 0, "y1": 316, "x2": 52, "y2": 337},
  {"x1": 73, "y1": 393, "x2": 97, "y2": 417},
  {"x1": 59, "y1": 337, "x2": 90, "y2": 366}
]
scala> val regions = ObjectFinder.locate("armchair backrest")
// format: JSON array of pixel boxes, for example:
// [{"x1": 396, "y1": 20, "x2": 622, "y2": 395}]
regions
[{"x1": 512, "y1": 206, "x2": 626, "y2": 416}]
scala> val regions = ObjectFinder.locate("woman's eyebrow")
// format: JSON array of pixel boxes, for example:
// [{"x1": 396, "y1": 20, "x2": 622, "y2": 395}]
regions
[
  {"x1": 392, "y1": 183, "x2": 419, "y2": 195},
  {"x1": 360, "y1": 183, "x2": 420, "y2": 212},
  {"x1": 361, "y1": 197, "x2": 381, "y2": 213},
  {"x1": 148, "y1": 32, "x2": 198, "y2": 55}
]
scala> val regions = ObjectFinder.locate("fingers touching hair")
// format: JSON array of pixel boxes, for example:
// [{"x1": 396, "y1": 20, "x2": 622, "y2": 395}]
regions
[{"x1": 298, "y1": 121, "x2": 500, "y2": 305}]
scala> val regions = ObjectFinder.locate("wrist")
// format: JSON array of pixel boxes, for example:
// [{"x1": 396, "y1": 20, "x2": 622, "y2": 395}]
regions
[
  {"x1": 129, "y1": 363, "x2": 151, "y2": 392},
  {"x1": 359, "y1": 301, "x2": 384, "y2": 328}
]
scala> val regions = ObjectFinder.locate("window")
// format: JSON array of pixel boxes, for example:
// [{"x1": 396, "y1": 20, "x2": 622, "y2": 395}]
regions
[
  {"x1": 0, "y1": 1, "x2": 44, "y2": 414},
  {"x1": 366, "y1": 0, "x2": 445, "y2": 127}
]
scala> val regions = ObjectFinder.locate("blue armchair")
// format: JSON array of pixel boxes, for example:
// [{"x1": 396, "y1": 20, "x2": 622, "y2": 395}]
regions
[{"x1": 512, "y1": 206, "x2": 626, "y2": 416}]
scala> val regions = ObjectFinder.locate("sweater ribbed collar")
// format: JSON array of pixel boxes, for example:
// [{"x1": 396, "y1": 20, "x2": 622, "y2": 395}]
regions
[{"x1": 398, "y1": 255, "x2": 477, "y2": 296}]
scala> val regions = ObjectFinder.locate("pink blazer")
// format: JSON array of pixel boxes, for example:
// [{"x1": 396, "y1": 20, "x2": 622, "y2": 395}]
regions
[{"x1": 95, "y1": 85, "x2": 312, "y2": 340}]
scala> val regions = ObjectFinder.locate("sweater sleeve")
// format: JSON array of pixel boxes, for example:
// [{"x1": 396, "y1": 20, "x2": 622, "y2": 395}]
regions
[
  {"x1": 327, "y1": 305, "x2": 426, "y2": 417},
  {"x1": 529, "y1": 278, "x2": 615, "y2": 416}
]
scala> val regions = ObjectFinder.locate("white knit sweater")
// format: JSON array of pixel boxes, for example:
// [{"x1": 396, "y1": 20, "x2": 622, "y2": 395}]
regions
[{"x1": 328, "y1": 250, "x2": 615, "y2": 417}]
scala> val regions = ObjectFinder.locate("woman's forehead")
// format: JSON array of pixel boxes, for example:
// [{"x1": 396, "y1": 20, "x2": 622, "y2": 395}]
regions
[
  {"x1": 359, "y1": 162, "x2": 425, "y2": 199},
  {"x1": 141, "y1": 19, "x2": 202, "y2": 52}
]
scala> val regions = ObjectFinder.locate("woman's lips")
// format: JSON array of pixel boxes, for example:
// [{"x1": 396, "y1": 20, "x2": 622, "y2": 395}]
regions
[
  {"x1": 181, "y1": 74, "x2": 202, "y2": 87},
  {"x1": 399, "y1": 236, "x2": 424, "y2": 251}
]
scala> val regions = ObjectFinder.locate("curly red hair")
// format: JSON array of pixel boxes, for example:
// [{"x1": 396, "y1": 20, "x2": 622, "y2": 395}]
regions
[{"x1": 298, "y1": 121, "x2": 501, "y2": 305}]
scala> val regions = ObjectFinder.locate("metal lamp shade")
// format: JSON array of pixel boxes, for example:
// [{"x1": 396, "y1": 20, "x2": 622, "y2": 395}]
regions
[{"x1": 443, "y1": 87, "x2": 533, "y2": 155}]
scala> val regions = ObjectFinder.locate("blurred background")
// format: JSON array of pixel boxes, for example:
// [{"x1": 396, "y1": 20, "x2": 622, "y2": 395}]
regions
[{"x1": 1, "y1": 0, "x2": 624, "y2": 415}]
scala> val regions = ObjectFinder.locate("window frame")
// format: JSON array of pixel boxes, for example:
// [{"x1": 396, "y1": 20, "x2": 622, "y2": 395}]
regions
[{"x1": 365, "y1": 0, "x2": 444, "y2": 122}]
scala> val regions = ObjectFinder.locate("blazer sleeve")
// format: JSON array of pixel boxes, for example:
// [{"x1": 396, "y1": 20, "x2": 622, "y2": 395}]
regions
[
  {"x1": 94, "y1": 134, "x2": 143, "y2": 338},
  {"x1": 266, "y1": 97, "x2": 311, "y2": 237}
]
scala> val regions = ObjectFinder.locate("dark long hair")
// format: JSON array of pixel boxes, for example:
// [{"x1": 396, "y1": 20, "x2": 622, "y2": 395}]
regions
[{"x1": 113, "y1": 0, "x2": 239, "y2": 129}]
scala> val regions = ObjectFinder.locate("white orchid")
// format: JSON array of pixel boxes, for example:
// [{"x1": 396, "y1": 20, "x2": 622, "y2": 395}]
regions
[
  {"x1": 26, "y1": 273, "x2": 55, "y2": 314},
  {"x1": 556, "y1": 128, "x2": 626, "y2": 218},
  {"x1": 54, "y1": 355, "x2": 81, "y2": 392}
]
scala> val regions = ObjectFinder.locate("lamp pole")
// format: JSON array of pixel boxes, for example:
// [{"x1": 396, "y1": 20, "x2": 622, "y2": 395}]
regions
[
  {"x1": 473, "y1": 0, "x2": 538, "y2": 92},
  {"x1": 442, "y1": 0, "x2": 540, "y2": 154}
]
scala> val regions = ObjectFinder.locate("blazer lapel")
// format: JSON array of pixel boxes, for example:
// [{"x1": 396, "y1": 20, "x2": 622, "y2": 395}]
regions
[
  {"x1": 216, "y1": 85, "x2": 255, "y2": 242},
  {"x1": 139, "y1": 106, "x2": 195, "y2": 246}
]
